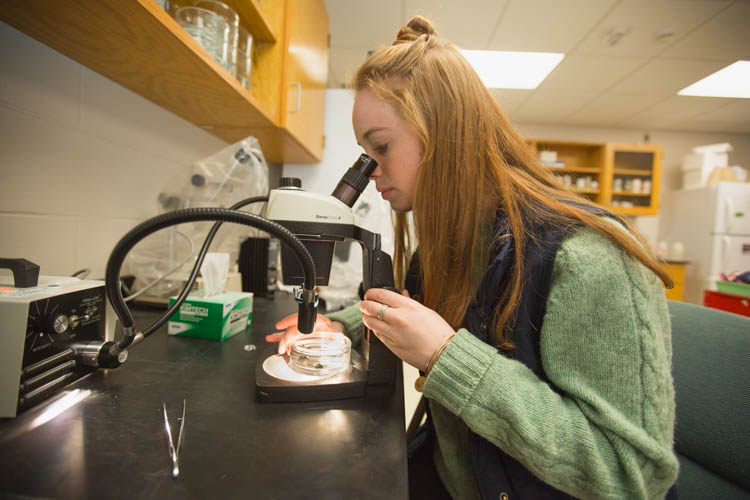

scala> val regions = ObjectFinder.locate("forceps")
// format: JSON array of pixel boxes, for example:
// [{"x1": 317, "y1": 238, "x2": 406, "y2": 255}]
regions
[{"x1": 162, "y1": 399, "x2": 186, "y2": 478}]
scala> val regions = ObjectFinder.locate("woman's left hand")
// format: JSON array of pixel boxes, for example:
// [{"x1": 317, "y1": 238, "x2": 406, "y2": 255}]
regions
[{"x1": 360, "y1": 288, "x2": 455, "y2": 371}]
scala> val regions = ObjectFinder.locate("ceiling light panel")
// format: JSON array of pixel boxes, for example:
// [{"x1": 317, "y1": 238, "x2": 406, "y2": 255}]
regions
[
  {"x1": 461, "y1": 50, "x2": 564, "y2": 89},
  {"x1": 678, "y1": 60, "x2": 750, "y2": 99}
]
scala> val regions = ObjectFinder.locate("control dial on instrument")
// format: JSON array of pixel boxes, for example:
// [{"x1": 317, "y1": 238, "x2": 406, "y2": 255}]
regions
[
  {"x1": 49, "y1": 313, "x2": 70, "y2": 334},
  {"x1": 26, "y1": 300, "x2": 72, "y2": 357}
]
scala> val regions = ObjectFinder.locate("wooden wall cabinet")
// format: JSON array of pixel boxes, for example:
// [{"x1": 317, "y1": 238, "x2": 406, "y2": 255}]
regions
[
  {"x1": 530, "y1": 140, "x2": 663, "y2": 216},
  {"x1": 0, "y1": 0, "x2": 329, "y2": 164},
  {"x1": 604, "y1": 142, "x2": 663, "y2": 216}
]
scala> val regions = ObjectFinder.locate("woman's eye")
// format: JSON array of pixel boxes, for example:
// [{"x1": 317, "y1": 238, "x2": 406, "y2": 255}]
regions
[{"x1": 373, "y1": 144, "x2": 388, "y2": 154}]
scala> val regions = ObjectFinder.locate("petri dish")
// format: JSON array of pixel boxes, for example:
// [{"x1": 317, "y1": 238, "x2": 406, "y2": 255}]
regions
[{"x1": 289, "y1": 332, "x2": 351, "y2": 377}]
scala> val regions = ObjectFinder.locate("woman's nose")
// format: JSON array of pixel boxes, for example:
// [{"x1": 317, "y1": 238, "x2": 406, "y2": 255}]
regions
[{"x1": 368, "y1": 164, "x2": 383, "y2": 180}]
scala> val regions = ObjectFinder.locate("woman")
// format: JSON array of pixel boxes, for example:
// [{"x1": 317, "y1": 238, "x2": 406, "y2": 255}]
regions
[{"x1": 268, "y1": 16, "x2": 678, "y2": 500}]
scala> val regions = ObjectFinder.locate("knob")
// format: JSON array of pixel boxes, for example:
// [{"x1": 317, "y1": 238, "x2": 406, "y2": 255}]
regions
[
  {"x1": 278, "y1": 177, "x2": 302, "y2": 189},
  {"x1": 40, "y1": 313, "x2": 69, "y2": 334}
]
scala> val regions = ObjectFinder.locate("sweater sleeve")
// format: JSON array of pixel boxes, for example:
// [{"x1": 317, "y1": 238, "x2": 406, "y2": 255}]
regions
[
  {"x1": 423, "y1": 228, "x2": 678, "y2": 499},
  {"x1": 324, "y1": 302, "x2": 364, "y2": 347}
]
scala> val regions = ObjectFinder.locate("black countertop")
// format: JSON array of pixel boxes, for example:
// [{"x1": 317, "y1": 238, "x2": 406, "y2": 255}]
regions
[{"x1": 0, "y1": 294, "x2": 407, "y2": 499}]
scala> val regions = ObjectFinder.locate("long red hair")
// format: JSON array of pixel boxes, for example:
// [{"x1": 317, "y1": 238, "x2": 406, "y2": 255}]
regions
[{"x1": 353, "y1": 16, "x2": 672, "y2": 346}]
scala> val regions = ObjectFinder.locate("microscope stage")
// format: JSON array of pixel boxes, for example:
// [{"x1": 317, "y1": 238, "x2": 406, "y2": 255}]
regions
[{"x1": 255, "y1": 348, "x2": 367, "y2": 403}]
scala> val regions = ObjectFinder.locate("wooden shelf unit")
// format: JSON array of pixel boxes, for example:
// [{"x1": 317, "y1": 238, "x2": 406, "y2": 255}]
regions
[
  {"x1": 605, "y1": 142, "x2": 662, "y2": 216},
  {"x1": 529, "y1": 140, "x2": 663, "y2": 216},
  {"x1": 530, "y1": 140, "x2": 605, "y2": 205},
  {"x1": 0, "y1": 0, "x2": 329, "y2": 164}
]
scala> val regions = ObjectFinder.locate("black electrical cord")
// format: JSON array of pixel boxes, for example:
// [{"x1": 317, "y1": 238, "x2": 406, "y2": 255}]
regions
[
  {"x1": 105, "y1": 199, "x2": 316, "y2": 350},
  {"x1": 135, "y1": 195, "x2": 270, "y2": 339}
]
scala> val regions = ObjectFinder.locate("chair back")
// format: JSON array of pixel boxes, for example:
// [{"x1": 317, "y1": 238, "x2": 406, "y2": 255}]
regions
[{"x1": 669, "y1": 300, "x2": 750, "y2": 498}]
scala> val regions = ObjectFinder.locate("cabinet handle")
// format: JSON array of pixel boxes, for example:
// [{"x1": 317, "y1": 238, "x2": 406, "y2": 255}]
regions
[{"x1": 290, "y1": 82, "x2": 301, "y2": 113}]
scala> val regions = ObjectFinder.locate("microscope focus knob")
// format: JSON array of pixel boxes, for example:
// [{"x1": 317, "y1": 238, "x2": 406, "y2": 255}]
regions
[{"x1": 278, "y1": 177, "x2": 302, "y2": 189}]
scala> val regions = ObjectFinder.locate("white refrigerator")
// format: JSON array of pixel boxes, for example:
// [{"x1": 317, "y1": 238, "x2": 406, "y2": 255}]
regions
[{"x1": 661, "y1": 182, "x2": 750, "y2": 304}]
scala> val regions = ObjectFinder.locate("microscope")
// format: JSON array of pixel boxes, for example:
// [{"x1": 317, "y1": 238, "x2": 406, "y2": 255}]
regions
[
  {"x1": 255, "y1": 154, "x2": 399, "y2": 402},
  {"x1": 0, "y1": 153, "x2": 397, "y2": 415}
]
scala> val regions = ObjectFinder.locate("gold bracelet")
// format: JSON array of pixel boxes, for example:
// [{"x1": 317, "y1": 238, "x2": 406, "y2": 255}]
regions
[
  {"x1": 426, "y1": 335, "x2": 454, "y2": 374},
  {"x1": 414, "y1": 334, "x2": 455, "y2": 392}
]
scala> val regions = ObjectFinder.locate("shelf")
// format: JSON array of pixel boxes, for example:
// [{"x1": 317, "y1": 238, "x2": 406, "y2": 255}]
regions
[
  {"x1": 224, "y1": 0, "x2": 276, "y2": 42},
  {"x1": 612, "y1": 191, "x2": 652, "y2": 197},
  {"x1": 571, "y1": 188, "x2": 600, "y2": 194},
  {"x1": 532, "y1": 139, "x2": 662, "y2": 216},
  {"x1": 533, "y1": 139, "x2": 603, "y2": 172},
  {"x1": 0, "y1": 0, "x2": 322, "y2": 163},
  {"x1": 548, "y1": 166, "x2": 602, "y2": 174},
  {"x1": 614, "y1": 168, "x2": 653, "y2": 176},
  {"x1": 612, "y1": 206, "x2": 660, "y2": 216}
]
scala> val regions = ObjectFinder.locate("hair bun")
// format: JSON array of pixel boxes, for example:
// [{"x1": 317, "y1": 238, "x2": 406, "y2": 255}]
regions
[{"x1": 394, "y1": 16, "x2": 437, "y2": 45}]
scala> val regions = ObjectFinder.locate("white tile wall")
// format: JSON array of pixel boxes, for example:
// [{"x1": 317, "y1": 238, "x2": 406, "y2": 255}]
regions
[
  {"x1": 0, "y1": 21, "x2": 81, "y2": 128},
  {"x1": 0, "y1": 214, "x2": 78, "y2": 274},
  {"x1": 0, "y1": 21, "x2": 228, "y2": 279}
]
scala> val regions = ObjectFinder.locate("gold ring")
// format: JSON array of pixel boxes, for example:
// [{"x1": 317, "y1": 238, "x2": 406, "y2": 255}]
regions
[{"x1": 376, "y1": 304, "x2": 389, "y2": 321}]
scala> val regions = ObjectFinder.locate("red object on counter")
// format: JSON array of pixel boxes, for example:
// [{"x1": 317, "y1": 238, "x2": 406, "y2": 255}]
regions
[{"x1": 703, "y1": 290, "x2": 750, "y2": 318}]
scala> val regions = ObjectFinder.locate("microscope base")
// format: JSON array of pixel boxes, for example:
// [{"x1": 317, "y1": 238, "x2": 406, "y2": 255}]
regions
[{"x1": 255, "y1": 347, "x2": 367, "y2": 403}]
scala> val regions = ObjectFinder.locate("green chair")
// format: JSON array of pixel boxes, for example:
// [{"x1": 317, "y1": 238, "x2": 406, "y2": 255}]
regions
[{"x1": 669, "y1": 300, "x2": 750, "y2": 499}]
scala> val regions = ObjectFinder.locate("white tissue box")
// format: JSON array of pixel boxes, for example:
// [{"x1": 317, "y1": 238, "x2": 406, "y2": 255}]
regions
[{"x1": 168, "y1": 291, "x2": 253, "y2": 341}]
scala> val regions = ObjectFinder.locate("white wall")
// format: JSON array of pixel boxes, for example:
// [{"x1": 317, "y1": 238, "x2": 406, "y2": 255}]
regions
[
  {"x1": 0, "y1": 22, "x2": 230, "y2": 280},
  {"x1": 284, "y1": 90, "x2": 358, "y2": 193}
]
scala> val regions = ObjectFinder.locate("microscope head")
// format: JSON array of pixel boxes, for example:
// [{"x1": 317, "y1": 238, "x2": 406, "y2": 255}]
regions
[{"x1": 265, "y1": 154, "x2": 377, "y2": 287}]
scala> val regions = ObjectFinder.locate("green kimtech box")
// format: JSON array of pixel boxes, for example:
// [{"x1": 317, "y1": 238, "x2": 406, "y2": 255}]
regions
[{"x1": 168, "y1": 291, "x2": 253, "y2": 341}]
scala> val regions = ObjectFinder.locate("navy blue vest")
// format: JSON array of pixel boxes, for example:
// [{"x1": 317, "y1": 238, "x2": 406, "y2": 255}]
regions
[
  {"x1": 464, "y1": 215, "x2": 575, "y2": 499},
  {"x1": 405, "y1": 213, "x2": 575, "y2": 499}
]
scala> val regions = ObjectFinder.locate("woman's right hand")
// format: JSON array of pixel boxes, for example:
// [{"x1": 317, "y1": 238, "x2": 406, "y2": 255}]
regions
[{"x1": 265, "y1": 314, "x2": 344, "y2": 355}]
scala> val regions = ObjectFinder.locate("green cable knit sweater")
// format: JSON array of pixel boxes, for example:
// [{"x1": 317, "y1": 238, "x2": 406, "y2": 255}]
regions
[{"x1": 327, "y1": 227, "x2": 679, "y2": 499}]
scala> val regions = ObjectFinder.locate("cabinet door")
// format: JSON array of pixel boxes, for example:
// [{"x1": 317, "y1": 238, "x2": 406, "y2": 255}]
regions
[
  {"x1": 283, "y1": 0, "x2": 329, "y2": 161},
  {"x1": 607, "y1": 143, "x2": 662, "y2": 216}
]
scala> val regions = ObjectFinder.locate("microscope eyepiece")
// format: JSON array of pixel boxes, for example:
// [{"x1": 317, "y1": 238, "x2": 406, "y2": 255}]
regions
[{"x1": 331, "y1": 154, "x2": 378, "y2": 207}]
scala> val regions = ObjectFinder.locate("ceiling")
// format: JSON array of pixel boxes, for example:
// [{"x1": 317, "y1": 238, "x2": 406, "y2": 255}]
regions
[{"x1": 323, "y1": 0, "x2": 750, "y2": 134}]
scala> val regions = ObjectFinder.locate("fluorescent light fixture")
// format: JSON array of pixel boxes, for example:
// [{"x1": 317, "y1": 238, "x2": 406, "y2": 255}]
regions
[
  {"x1": 460, "y1": 50, "x2": 564, "y2": 89},
  {"x1": 678, "y1": 60, "x2": 750, "y2": 98}
]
